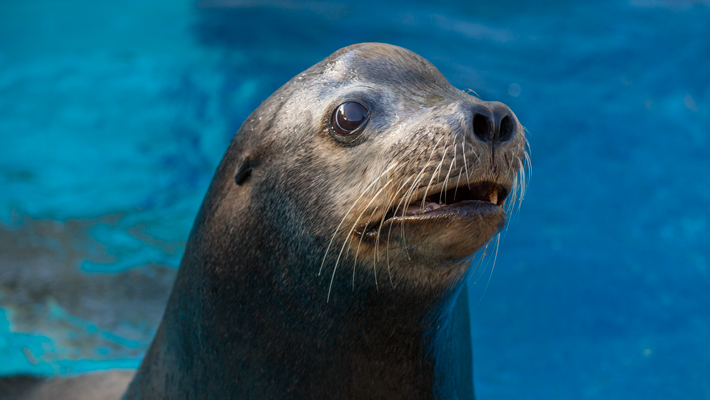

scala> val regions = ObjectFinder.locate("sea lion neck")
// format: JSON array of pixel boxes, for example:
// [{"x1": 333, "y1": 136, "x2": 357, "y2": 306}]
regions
[{"x1": 122, "y1": 167, "x2": 473, "y2": 400}]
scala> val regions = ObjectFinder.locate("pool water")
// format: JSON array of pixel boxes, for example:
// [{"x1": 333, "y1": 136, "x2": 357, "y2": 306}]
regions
[{"x1": 1, "y1": 0, "x2": 708, "y2": 398}]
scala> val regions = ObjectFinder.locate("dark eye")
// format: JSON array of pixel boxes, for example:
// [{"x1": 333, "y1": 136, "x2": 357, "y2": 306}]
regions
[{"x1": 332, "y1": 102, "x2": 369, "y2": 135}]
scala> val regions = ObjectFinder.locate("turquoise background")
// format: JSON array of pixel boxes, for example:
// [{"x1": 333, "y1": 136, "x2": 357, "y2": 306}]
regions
[{"x1": 1, "y1": 0, "x2": 709, "y2": 398}]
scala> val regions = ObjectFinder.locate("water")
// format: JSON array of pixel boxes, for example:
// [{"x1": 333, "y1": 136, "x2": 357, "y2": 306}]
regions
[{"x1": 1, "y1": 0, "x2": 708, "y2": 398}]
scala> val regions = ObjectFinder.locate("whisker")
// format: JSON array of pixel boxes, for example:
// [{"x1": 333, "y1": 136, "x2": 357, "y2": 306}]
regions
[
  {"x1": 464, "y1": 88, "x2": 480, "y2": 97},
  {"x1": 379, "y1": 175, "x2": 415, "y2": 287},
  {"x1": 318, "y1": 163, "x2": 397, "y2": 276},
  {"x1": 462, "y1": 142, "x2": 472, "y2": 188},
  {"x1": 441, "y1": 150, "x2": 456, "y2": 204},
  {"x1": 396, "y1": 135, "x2": 445, "y2": 259},
  {"x1": 507, "y1": 172, "x2": 519, "y2": 216},
  {"x1": 478, "y1": 233, "x2": 501, "y2": 304},
  {"x1": 470, "y1": 147, "x2": 480, "y2": 163},
  {"x1": 421, "y1": 142, "x2": 449, "y2": 205},
  {"x1": 397, "y1": 171, "x2": 426, "y2": 261},
  {"x1": 452, "y1": 167, "x2": 463, "y2": 203},
  {"x1": 504, "y1": 150, "x2": 516, "y2": 179},
  {"x1": 467, "y1": 240, "x2": 491, "y2": 285},
  {"x1": 518, "y1": 157, "x2": 527, "y2": 214},
  {"x1": 352, "y1": 204, "x2": 380, "y2": 291},
  {"x1": 516, "y1": 157, "x2": 525, "y2": 215},
  {"x1": 328, "y1": 179, "x2": 394, "y2": 301},
  {"x1": 384, "y1": 142, "x2": 432, "y2": 269}
]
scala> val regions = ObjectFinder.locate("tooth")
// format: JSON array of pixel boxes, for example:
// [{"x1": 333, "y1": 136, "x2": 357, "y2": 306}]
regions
[
  {"x1": 405, "y1": 207, "x2": 420, "y2": 216},
  {"x1": 488, "y1": 187, "x2": 498, "y2": 205},
  {"x1": 423, "y1": 202, "x2": 441, "y2": 212},
  {"x1": 405, "y1": 201, "x2": 423, "y2": 215},
  {"x1": 402, "y1": 199, "x2": 446, "y2": 215}
]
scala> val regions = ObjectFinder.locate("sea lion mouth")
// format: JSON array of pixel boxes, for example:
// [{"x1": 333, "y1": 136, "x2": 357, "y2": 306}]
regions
[
  {"x1": 396, "y1": 181, "x2": 508, "y2": 216},
  {"x1": 356, "y1": 180, "x2": 510, "y2": 238}
]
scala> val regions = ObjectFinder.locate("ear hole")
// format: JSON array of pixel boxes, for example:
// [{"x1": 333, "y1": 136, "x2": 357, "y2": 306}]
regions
[{"x1": 235, "y1": 159, "x2": 253, "y2": 186}]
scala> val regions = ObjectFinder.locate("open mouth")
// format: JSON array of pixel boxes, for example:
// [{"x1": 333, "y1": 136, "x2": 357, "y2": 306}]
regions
[{"x1": 357, "y1": 180, "x2": 510, "y2": 237}]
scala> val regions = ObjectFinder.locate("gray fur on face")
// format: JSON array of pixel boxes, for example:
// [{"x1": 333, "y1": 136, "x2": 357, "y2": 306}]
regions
[{"x1": 231, "y1": 43, "x2": 528, "y2": 292}]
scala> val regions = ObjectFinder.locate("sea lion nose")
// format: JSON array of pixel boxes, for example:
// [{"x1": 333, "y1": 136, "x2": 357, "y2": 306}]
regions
[
  {"x1": 471, "y1": 106, "x2": 495, "y2": 143},
  {"x1": 488, "y1": 101, "x2": 519, "y2": 143},
  {"x1": 469, "y1": 102, "x2": 519, "y2": 144}
]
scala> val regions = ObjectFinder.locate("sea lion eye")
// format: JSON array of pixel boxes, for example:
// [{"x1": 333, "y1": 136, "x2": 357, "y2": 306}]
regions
[{"x1": 332, "y1": 102, "x2": 369, "y2": 135}]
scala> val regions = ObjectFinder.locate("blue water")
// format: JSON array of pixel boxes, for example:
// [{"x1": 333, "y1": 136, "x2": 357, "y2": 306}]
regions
[{"x1": 1, "y1": 0, "x2": 708, "y2": 398}]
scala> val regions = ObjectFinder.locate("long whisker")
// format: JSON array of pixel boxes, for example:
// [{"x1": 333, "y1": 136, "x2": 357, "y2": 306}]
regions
[
  {"x1": 379, "y1": 174, "x2": 415, "y2": 287},
  {"x1": 440, "y1": 148, "x2": 456, "y2": 204},
  {"x1": 328, "y1": 179, "x2": 394, "y2": 301},
  {"x1": 515, "y1": 156, "x2": 525, "y2": 215},
  {"x1": 421, "y1": 142, "x2": 449, "y2": 206},
  {"x1": 452, "y1": 167, "x2": 463, "y2": 202},
  {"x1": 365, "y1": 153, "x2": 408, "y2": 282},
  {"x1": 462, "y1": 142, "x2": 472, "y2": 189},
  {"x1": 507, "y1": 170, "x2": 519, "y2": 216},
  {"x1": 500, "y1": 153, "x2": 519, "y2": 231},
  {"x1": 478, "y1": 233, "x2": 501, "y2": 304},
  {"x1": 396, "y1": 134, "x2": 445, "y2": 259},
  {"x1": 504, "y1": 150, "x2": 516, "y2": 179},
  {"x1": 383, "y1": 142, "x2": 432, "y2": 270},
  {"x1": 397, "y1": 171, "x2": 426, "y2": 261},
  {"x1": 352, "y1": 205, "x2": 380, "y2": 291},
  {"x1": 518, "y1": 157, "x2": 527, "y2": 214},
  {"x1": 470, "y1": 147, "x2": 480, "y2": 163},
  {"x1": 467, "y1": 240, "x2": 491, "y2": 286},
  {"x1": 464, "y1": 88, "x2": 480, "y2": 97},
  {"x1": 318, "y1": 163, "x2": 397, "y2": 276}
]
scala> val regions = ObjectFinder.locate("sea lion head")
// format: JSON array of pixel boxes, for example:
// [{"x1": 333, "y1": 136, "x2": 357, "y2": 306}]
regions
[
  {"x1": 197, "y1": 42, "x2": 529, "y2": 301},
  {"x1": 124, "y1": 43, "x2": 529, "y2": 400}
]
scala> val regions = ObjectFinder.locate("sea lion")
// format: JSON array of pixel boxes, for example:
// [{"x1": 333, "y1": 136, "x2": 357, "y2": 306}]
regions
[{"x1": 0, "y1": 43, "x2": 528, "y2": 400}]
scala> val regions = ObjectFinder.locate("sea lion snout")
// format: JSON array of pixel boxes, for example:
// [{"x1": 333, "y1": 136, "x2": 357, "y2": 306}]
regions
[{"x1": 467, "y1": 101, "x2": 520, "y2": 144}]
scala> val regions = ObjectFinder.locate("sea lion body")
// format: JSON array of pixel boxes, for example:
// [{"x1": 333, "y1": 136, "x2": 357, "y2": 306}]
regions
[{"x1": 0, "y1": 43, "x2": 528, "y2": 400}]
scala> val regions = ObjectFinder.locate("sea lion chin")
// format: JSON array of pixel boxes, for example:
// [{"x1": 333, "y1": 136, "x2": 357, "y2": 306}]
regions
[
  {"x1": 0, "y1": 43, "x2": 529, "y2": 400},
  {"x1": 377, "y1": 199, "x2": 507, "y2": 261}
]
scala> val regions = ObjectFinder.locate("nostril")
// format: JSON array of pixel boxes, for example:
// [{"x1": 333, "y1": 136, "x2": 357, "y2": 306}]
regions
[
  {"x1": 499, "y1": 115, "x2": 515, "y2": 142},
  {"x1": 473, "y1": 113, "x2": 493, "y2": 142}
]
